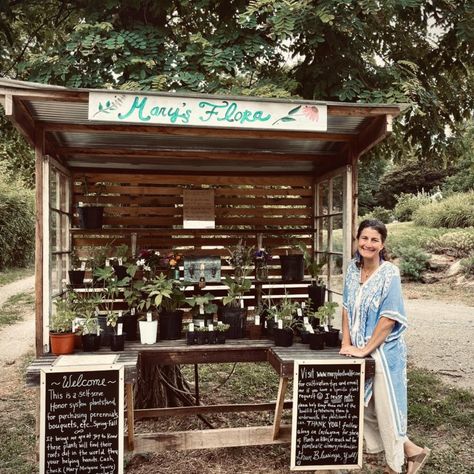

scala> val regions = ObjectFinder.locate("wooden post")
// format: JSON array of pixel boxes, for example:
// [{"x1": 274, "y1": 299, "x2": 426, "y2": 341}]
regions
[
  {"x1": 343, "y1": 164, "x2": 353, "y2": 272},
  {"x1": 351, "y1": 149, "x2": 359, "y2": 256},
  {"x1": 35, "y1": 127, "x2": 45, "y2": 356},
  {"x1": 272, "y1": 377, "x2": 289, "y2": 440},
  {"x1": 126, "y1": 383, "x2": 135, "y2": 451}
]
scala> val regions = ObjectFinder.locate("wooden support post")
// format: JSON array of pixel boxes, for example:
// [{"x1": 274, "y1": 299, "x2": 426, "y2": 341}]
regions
[
  {"x1": 126, "y1": 383, "x2": 135, "y2": 451},
  {"x1": 272, "y1": 376, "x2": 289, "y2": 440}
]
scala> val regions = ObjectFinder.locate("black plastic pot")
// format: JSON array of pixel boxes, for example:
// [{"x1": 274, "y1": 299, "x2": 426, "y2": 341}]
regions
[
  {"x1": 98, "y1": 316, "x2": 114, "y2": 346},
  {"x1": 308, "y1": 283, "x2": 326, "y2": 311},
  {"x1": 309, "y1": 332, "x2": 325, "y2": 350},
  {"x1": 78, "y1": 206, "x2": 104, "y2": 229},
  {"x1": 110, "y1": 334, "x2": 125, "y2": 351},
  {"x1": 113, "y1": 265, "x2": 128, "y2": 280},
  {"x1": 81, "y1": 334, "x2": 100, "y2": 352},
  {"x1": 324, "y1": 328, "x2": 340, "y2": 347},
  {"x1": 265, "y1": 318, "x2": 277, "y2": 338},
  {"x1": 208, "y1": 331, "x2": 218, "y2": 344},
  {"x1": 68, "y1": 270, "x2": 85, "y2": 286},
  {"x1": 196, "y1": 331, "x2": 208, "y2": 345},
  {"x1": 159, "y1": 310, "x2": 183, "y2": 340},
  {"x1": 300, "y1": 330, "x2": 311, "y2": 344},
  {"x1": 186, "y1": 331, "x2": 197, "y2": 345},
  {"x1": 279, "y1": 255, "x2": 304, "y2": 282},
  {"x1": 274, "y1": 328, "x2": 294, "y2": 347},
  {"x1": 123, "y1": 312, "x2": 138, "y2": 341},
  {"x1": 310, "y1": 318, "x2": 321, "y2": 330},
  {"x1": 218, "y1": 307, "x2": 246, "y2": 339},
  {"x1": 216, "y1": 331, "x2": 226, "y2": 344}
]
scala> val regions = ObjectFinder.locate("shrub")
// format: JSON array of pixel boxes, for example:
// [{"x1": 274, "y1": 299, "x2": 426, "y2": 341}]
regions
[
  {"x1": 426, "y1": 229, "x2": 474, "y2": 258},
  {"x1": 0, "y1": 170, "x2": 35, "y2": 270},
  {"x1": 413, "y1": 192, "x2": 474, "y2": 228},
  {"x1": 460, "y1": 255, "x2": 474, "y2": 277},
  {"x1": 394, "y1": 192, "x2": 433, "y2": 222},
  {"x1": 359, "y1": 207, "x2": 394, "y2": 223},
  {"x1": 396, "y1": 246, "x2": 430, "y2": 281}
]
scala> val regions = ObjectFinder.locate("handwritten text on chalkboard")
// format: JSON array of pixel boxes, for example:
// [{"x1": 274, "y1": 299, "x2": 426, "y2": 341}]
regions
[
  {"x1": 291, "y1": 360, "x2": 365, "y2": 471},
  {"x1": 41, "y1": 367, "x2": 123, "y2": 474}
]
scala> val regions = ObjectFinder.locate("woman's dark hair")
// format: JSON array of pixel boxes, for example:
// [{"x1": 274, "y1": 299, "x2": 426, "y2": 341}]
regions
[{"x1": 356, "y1": 219, "x2": 389, "y2": 264}]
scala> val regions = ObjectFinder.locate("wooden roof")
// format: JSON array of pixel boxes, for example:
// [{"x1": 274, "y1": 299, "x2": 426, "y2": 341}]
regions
[{"x1": 0, "y1": 78, "x2": 402, "y2": 176}]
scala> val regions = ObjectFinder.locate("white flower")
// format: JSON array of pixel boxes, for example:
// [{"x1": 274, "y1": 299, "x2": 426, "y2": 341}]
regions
[
  {"x1": 154, "y1": 251, "x2": 160, "y2": 256},
  {"x1": 137, "y1": 258, "x2": 146, "y2": 266},
  {"x1": 144, "y1": 265, "x2": 151, "y2": 272}
]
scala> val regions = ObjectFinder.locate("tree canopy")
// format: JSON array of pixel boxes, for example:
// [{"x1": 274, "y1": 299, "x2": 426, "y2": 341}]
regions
[{"x1": 1, "y1": 0, "x2": 473, "y2": 189}]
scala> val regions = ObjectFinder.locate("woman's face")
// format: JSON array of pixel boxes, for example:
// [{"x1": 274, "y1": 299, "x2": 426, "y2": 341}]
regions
[{"x1": 357, "y1": 227, "x2": 384, "y2": 261}]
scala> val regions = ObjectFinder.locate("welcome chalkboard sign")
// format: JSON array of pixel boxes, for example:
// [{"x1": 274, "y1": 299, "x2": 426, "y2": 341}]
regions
[
  {"x1": 290, "y1": 359, "x2": 365, "y2": 471},
  {"x1": 40, "y1": 363, "x2": 124, "y2": 474}
]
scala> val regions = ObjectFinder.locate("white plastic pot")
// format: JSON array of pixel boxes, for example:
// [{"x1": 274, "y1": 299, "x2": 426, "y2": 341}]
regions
[{"x1": 139, "y1": 320, "x2": 158, "y2": 345}]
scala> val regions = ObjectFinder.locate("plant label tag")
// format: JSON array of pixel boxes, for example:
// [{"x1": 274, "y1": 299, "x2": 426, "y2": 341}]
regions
[
  {"x1": 303, "y1": 317, "x2": 309, "y2": 325},
  {"x1": 208, "y1": 323, "x2": 214, "y2": 331},
  {"x1": 118, "y1": 257, "x2": 123, "y2": 265},
  {"x1": 199, "y1": 306, "x2": 204, "y2": 315},
  {"x1": 324, "y1": 324, "x2": 329, "y2": 332},
  {"x1": 297, "y1": 308, "x2": 302, "y2": 317},
  {"x1": 188, "y1": 323, "x2": 194, "y2": 332},
  {"x1": 80, "y1": 261, "x2": 86, "y2": 270},
  {"x1": 118, "y1": 310, "x2": 122, "y2": 317},
  {"x1": 277, "y1": 320, "x2": 283, "y2": 329},
  {"x1": 105, "y1": 258, "x2": 110, "y2": 267},
  {"x1": 147, "y1": 312, "x2": 152, "y2": 322},
  {"x1": 301, "y1": 301, "x2": 306, "y2": 309},
  {"x1": 96, "y1": 325, "x2": 100, "y2": 336},
  {"x1": 274, "y1": 315, "x2": 278, "y2": 322},
  {"x1": 131, "y1": 307, "x2": 136, "y2": 316},
  {"x1": 254, "y1": 315, "x2": 260, "y2": 326},
  {"x1": 306, "y1": 325, "x2": 314, "y2": 334},
  {"x1": 240, "y1": 299, "x2": 245, "y2": 309},
  {"x1": 117, "y1": 323, "x2": 123, "y2": 336},
  {"x1": 217, "y1": 321, "x2": 223, "y2": 326},
  {"x1": 199, "y1": 321, "x2": 205, "y2": 328}
]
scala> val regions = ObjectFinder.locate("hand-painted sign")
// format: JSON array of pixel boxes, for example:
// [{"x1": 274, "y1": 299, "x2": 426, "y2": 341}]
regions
[{"x1": 88, "y1": 92, "x2": 327, "y2": 131}]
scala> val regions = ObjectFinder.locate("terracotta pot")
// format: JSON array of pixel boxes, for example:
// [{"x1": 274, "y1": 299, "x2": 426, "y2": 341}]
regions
[{"x1": 50, "y1": 333, "x2": 75, "y2": 355}]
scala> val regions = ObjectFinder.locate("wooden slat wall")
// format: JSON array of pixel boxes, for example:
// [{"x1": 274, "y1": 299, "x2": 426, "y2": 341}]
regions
[{"x1": 71, "y1": 172, "x2": 316, "y2": 308}]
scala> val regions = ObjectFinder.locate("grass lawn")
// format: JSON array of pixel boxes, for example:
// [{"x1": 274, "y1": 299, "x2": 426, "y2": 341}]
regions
[{"x1": 0, "y1": 266, "x2": 34, "y2": 287}]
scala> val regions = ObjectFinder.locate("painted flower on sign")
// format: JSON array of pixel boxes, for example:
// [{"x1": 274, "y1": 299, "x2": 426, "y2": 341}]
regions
[
  {"x1": 302, "y1": 106, "x2": 319, "y2": 122},
  {"x1": 272, "y1": 104, "x2": 320, "y2": 126}
]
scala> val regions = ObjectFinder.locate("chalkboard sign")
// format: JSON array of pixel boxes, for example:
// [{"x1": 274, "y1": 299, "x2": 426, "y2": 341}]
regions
[
  {"x1": 290, "y1": 359, "x2": 365, "y2": 471},
  {"x1": 40, "y1": 363, "x2": 124, "y2": 474}
]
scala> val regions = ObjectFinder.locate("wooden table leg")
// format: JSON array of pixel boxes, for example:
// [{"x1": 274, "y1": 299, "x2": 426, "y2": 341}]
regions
[
  {"x1": 126, "y1": 383, "x2": 135, "y2": 451},
  {"x1": 272, "y1": 376, "x2": 288, "y2": 440}
]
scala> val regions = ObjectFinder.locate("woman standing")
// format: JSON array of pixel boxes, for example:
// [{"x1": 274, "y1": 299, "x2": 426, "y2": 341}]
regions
[{"x1": 339, "y1": 219, "x2": 430, "y2": 474}]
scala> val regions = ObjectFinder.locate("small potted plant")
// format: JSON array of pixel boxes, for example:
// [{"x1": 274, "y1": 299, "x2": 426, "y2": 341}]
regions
[
  {"x1": 77, "y1": 313, "x2": 101, "y2": 352},
  {"x1": 77, "y1": 178, "x2": 106, "y2": 229},
  {"x1": 194, "y1": 325, "x2": 209, "y2": 345},
  {"x1": 314, "y1": 301, "x2": 340, "y2": 347},
  {"x1": 50, "y1": 296, "x2": 76, "y2": 355},
  {"x1": 107, "y1": 310, "x2": 125, "y2": 351},
  {"x1": 215, "y1": 323, "x2": 230, "y2": 344},
  {"x1": 296, "y1": 241, "x2": 327, "y2": 310},
  {"x1": 185, "y1": 322, "x2": 197, "y2": 345},
  {"x1": 110, "y1": 244, "x2": 130, "y2": 280},
  {"x1": 159, "y1": 280, "x2": 186, "y2": 340},
  {"x1": 254, "y1": 247, "x2": 272, "y2": 281},
  {"x1": 88, "y1": 245, "x2": 110, "y2": 286},
  {"x1": 68, "y1": 249, "x2": 85, "y2": 286},
  {"x1": 219, "y1": 240, "x2": 253, "y2": 338},
  {"x1": 123, "y1": 278, "x2": 145, "y2": 341},
  {"x1": 186, "y1": 292, "x2": 217, "y2": 328},
  {"x1": 267, "y1": 296, "x2": 301, "y2": 347},
  {"x1": 136, "y1": 249, "x2": 162, "y2": 279}
]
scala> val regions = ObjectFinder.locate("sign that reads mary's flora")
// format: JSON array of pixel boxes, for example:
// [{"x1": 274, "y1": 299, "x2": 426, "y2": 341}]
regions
[{"x1": 88, "y1": 92, "x2": 327, "y2": 132}]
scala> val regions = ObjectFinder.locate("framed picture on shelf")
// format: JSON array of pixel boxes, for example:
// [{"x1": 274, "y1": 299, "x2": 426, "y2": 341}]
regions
[{"x1": 183, "y1": 256, "x2": 221, "y2": 283}]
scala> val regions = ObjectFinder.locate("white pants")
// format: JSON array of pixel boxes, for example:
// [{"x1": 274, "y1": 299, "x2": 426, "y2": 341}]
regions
[{"x1": 364, "y1": 361, "x2": 407, "y2": 472}]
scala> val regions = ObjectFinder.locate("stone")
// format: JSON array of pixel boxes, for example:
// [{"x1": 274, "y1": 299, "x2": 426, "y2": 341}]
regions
[
  {"x1": 428, "y1": 254, "x2": 454, "y2": 272},
  {"x1": 446, "y1": 260, "x2": 464, "y2": 277}
]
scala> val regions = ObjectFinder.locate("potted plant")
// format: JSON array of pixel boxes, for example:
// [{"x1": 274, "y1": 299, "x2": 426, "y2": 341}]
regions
[
  {"x1": 296, "y1": 241, "x2": 327, "y2": 310},
  {"x1": 110, "y1": 244, "x2": 130, "y2": 280},
  {"x1": 279, "y1": 243, "x2": 304, "y2": 282},
  {"x1": 267, "y1": 296, "x2": 301, "y2": 347},
  {"x1": 186, "y1": 292, "x2": 217, "y2": 328},
  {"x1": 215, "y1": 323, "x2": 230, "y2": 344},
  {"x1": 88, "y1": 245, "x2": 110, "y2": 286},
  {"x1": 314, "y1": 301, "x2": 340, "y2": 347},
  {"x1": 139, "y1": 312, "x2": 158, "y2": 345},
  {"x1": 77, "y1": 178, "x2": 106, "y2": 229},
  {"x1": 160, "y1": 251, "x2": 183, "y2": 280},
  {"x1": 77, "y1": 311, "x2": 101, "y2": 352},
  {"x1": 138, "y1": 273, "x2": 174, "y2": 344},
  {"x1": 107, "y1": 310, "x2": 125, "y2": 351},
  {"x1": 219, "y1": 240, "x2": 253, "y2": 338},
  {"x1": 185, "y1": 323, "x2": 197, "y2": 345},
  {"x1": 194, "y1": 325, "x2": 209, "y2": 345},
  {"x1": 159, "y1": 280, "x2": 186, "y2": 340},
  {"x1": 68, "y1": 249, "x2": 85, "y2": 286},
  {"x1": 123, "y1": 278, "x2": 145, "y2": 341},
  {"x1": 254, "y1": 247, "x2": 272, "y2": 281},
  {"x1": 136, "y1": 249, "x2": 162, "y2": 279},
  {"x1": 50, "y1": 296, "x2": 76, "y2": 355}
]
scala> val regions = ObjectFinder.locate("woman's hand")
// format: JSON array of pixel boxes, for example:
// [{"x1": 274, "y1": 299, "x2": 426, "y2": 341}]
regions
[{"x1": 339, "y1": 345, "x2": 367, "y2": 358}]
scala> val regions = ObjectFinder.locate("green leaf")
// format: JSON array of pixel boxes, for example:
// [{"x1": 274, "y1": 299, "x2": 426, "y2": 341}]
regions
[
  {"x1": 288, "y1": 105, "x2": 301, "y2": 115},
  {"x1": 281, "y1": 117, "x2": 296, "y2": 122}
]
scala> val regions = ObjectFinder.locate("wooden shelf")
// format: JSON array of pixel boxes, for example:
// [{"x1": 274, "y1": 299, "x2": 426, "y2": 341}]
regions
[{"x1": 70, "y1": 227, "x2": 314, "y2": 235}]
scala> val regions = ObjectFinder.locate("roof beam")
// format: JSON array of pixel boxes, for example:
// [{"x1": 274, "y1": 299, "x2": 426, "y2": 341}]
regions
[
  {"x1": 355, "y1": 115, "x2": 392, "y2": 157},
  {"x1": 3, "y1": 94, "x2": 35, "y2": 147},
  {"x1": 327, "y1": 105, "x2": 400, "y2": 117},
  {"x1": 56, "y1": 147, "x2": 337, "y2": 162},
  {"x1": 42, "y1": 122, "x2": 355, "y2": 142}
]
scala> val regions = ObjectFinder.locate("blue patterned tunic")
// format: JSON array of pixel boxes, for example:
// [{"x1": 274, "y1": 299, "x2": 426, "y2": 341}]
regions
[{"x1": 343, "y1": 260, "x2": 408, "y2": 438}]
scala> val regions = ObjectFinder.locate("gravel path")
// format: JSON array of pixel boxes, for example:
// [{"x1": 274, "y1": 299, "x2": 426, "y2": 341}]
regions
[{"x1": 0, "y1": 275, "x2": 34, "y2": 307}]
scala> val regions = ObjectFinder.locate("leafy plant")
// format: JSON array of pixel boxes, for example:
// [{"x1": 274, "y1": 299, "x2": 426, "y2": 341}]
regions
[
  {"x1": 215, "y1": 323, "x2": 230, "y2": 332},
  {"x1": 398, "y1": 246, "x2": 430, "y2": 281},
  {"x1": 222, "y1": 275, "x2": 252, "y2": 308},
  {"x1": 295, "y1": 241, "x2": 325, "y2": 283},
  {"x1": 311, "y1": 301, "x2": 339, "y2": 326},
  {"x1": 267, "y1": 296, "x2": 300, "y2": 331},
  {"x1": 123, "y1": 279, "x2": 145, "y2": 311},
  {"x1": 160, "y1": 281, "x2": 186, "y2": 312},
  {"x1": 186, "y1": 293, "x2": 217, "y2": 316},
  {"x1": 81, "y1": 177, "x2": 106, "y2": 206},
  {"x1": 110, "y1": 244, "x2": 129, "y2": 265},
  {"x1": 50, "y1": 297, "x2": 76, "y2": 333},
  {"x1": 360, "y1": 206, "x2": 394, "y2": 224},
  {"x1": 394, "y1": 192, "x2": 433, "y2": 222},
  {"x1": 140, "y1": 273, "x2": 173, "y2": 311},
  {"x1": 460, "y1": 254, "x2": 474, "y2": 277},
  {"x1": 426, "y1": 230, "x2": 474, "y2": 258}
]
